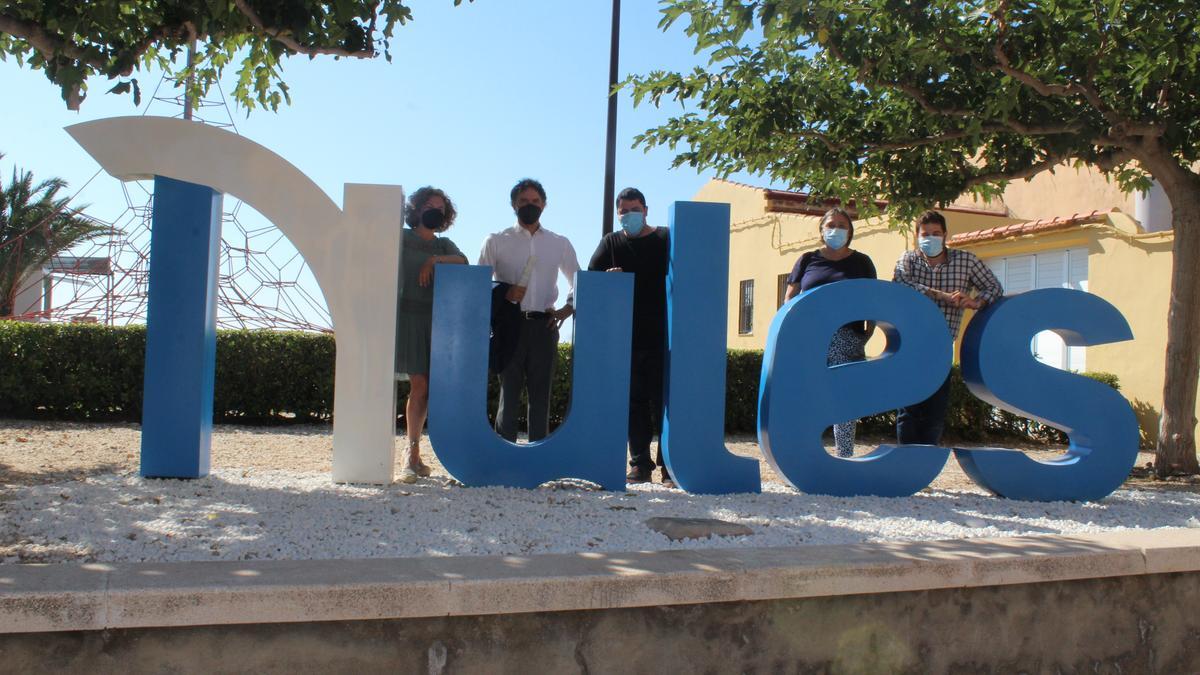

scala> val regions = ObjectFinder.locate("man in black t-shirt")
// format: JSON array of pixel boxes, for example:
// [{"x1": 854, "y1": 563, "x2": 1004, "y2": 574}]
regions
[{"x1": 588, "y1": 187, "x2": 673, "y2": 487}]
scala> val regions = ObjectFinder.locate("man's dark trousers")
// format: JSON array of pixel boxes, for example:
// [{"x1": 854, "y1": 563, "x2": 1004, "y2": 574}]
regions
[
  {"x1": 495, "y1": 317, "x2": 558, "y2": 442},
  {"x1": 628, "y1": 347, "x2": 665, "y2": 471},
  {"x1": 896, "y1": 374, "x2": 953, "y2": 445}
]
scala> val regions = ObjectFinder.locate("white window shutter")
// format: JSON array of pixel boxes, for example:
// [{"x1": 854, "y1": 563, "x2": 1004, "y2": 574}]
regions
[
  {"x1": 984, "y1": 248, "x2": 1089, "y2": 371},
  {"x1": 1005, "y1": 255, "x2": 1035, "y2": 294},
  {"x1": 1036, "y1": 250, "x2": 1068, "y2": 289},
  {"x1": 985, "y1": 257, "x2": 1005, "y2": 290},
  {"x1": 1068, "y1": 247, "x2": 1088, "y2": 292},
  {"x1": 1066, "y1": 247, "x2": 1089, "y2": 369}
]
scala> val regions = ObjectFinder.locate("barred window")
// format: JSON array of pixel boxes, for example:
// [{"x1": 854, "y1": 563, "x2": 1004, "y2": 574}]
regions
[
  {"x1": 777, "y1": 273, "x2": 790, "y2": 309},
  {"x1": 738, "y1": 279, "x2": 754, "y2": 334}
]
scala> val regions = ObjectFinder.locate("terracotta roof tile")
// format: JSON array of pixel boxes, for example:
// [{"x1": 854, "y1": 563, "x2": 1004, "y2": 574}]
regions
[
  {"x1": 948, "y1": 209, "x2": 1118, "y2": 246},
  {"x1": 758, "y1": 185, "x2": 1008, "y2": 217}
]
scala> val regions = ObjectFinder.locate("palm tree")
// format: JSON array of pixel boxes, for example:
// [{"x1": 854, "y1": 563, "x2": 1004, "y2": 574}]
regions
[{"x1": 0, "y1": 153, "x2": 106, "y2": 317}]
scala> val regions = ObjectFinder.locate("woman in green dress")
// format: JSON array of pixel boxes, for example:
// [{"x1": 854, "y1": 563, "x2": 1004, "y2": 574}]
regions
[{"x1": 396, "y1": 187, "x2": 467, "y2": 483}]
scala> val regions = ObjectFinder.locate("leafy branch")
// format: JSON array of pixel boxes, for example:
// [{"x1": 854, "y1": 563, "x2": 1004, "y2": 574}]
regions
[{"x1": 0, "y1": 1, "x2": 473, "y2": 112}]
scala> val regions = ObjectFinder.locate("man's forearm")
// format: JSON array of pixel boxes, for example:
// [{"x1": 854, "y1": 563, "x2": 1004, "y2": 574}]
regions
[{"x1": 893, "y1": 274, "x2": 930, "y2": 296}]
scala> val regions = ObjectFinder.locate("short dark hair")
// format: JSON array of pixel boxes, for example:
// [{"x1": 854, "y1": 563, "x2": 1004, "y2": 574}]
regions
[
  {"x1": 510, "y1": 178, "x2": 547, "y2": 206},
  {"x1": 819, "y1": 207, "x2": 854, "y2": 246},
  {"x1": 615, "y1": 187, "x2": 646, "y2": 208},
  {"x1": 403, "y1": 186, "x2": 457, "y2": 231},
  {"x1": 916, "y1": 210, "x2": 947, "y2": 233}
]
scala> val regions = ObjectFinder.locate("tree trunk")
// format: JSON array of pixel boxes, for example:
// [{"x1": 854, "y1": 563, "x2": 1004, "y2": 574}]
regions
[{"x1": 1155, "y1": 180, "x2": 1200, "y2": 477}]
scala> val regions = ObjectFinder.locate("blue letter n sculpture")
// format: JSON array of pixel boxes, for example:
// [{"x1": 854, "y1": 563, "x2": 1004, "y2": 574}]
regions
[
  {"x1": 428, "y1": 265, "x2": 633, "y2": 489},
  {"x1": 140, "y1": 176, "x2": 223, "y2": 478}
]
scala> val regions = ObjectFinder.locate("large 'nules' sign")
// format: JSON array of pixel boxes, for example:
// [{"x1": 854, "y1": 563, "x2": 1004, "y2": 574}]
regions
[{"x1": 67, "y1": 117, "x2": 1139, "y2": 503}]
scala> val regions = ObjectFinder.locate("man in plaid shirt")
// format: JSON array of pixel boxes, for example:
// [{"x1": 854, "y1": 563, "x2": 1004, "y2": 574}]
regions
[{"x1": 892, "y1": 210, "x2": 1004, "y2": 445}]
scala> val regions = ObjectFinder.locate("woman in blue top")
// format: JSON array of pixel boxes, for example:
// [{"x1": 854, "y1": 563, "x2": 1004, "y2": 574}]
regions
[
  {"x1": 783, "y1": 207, "x2": 877, "y2": 457},
  {"x1": 396, "y1": 187, "x2": 468, "y2": 483}
]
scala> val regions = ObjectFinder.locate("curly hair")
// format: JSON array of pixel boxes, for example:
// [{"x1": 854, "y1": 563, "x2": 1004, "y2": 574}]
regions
[{"x1": 404, "y1": 186, "x2": 457, "y2": 231}]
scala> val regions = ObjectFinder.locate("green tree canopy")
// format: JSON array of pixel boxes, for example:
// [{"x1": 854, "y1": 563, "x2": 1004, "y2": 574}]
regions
[
  {"x1": 629, "y1": 0, "x2": 1198, "y2": 218},
  {"x1": 628, "y1": 0, "x2": 1200, "y2": 475},
  {"x1": 0, "y1": 1, "x2": 470, "y2": 111}
]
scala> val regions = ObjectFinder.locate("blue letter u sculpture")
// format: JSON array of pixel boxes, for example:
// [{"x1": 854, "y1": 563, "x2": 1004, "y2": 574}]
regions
[{"x1": 428, "y1": 265, "x2": 633, "y2": 489}]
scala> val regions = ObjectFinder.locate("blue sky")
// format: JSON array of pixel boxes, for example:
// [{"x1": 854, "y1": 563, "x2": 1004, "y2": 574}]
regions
[{"x1": 0, "y1": 1, "x2": 787, "y2": 322}]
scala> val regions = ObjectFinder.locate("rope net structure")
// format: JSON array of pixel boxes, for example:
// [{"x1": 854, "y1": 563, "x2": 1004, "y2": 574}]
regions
[{"x1": 4, "y1": 75, "x2": 333, "y2": 333}]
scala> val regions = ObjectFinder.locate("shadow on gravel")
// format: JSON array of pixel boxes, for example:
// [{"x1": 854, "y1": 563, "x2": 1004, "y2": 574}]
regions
[{"x1": 0, "y1": 461, "x2": 132, "y2": 488}]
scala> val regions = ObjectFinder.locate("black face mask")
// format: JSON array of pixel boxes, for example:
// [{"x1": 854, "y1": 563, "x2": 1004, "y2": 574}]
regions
[
  {"x1": 420, "y1": 208, "x2": 445, "y2": 230},
  {"x1": 516, "y1": 204, "x2": 542, "y2": 226}
]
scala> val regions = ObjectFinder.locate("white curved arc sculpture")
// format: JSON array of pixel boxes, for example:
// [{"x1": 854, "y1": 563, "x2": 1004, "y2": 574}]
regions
[{"x1": 68, "y1": 116, "x2": 403, "y2": 484}]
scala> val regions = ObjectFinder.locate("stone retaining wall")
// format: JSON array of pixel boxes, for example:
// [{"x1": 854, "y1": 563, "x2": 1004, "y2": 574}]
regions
[{"x1": 2, "y1": 531, "x2": 1197, "y2": 673}]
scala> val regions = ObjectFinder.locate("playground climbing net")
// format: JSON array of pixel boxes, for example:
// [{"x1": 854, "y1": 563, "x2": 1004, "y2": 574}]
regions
[{"x1": 5, "y1": 73, "x2": 333, "y2": 333}]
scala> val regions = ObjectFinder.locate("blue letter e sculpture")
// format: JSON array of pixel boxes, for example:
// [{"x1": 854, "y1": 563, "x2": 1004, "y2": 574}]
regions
[
  {"x1": 140, "y1": 176, "x2": 222, "y2": 478},
  {"x1": 758, "y1": 280, "x2": 953, "y2": 497},
  {"x1": 957, "y1": 289, "x2": 1138, "y2": 501},
  {"x1": 428, "y1": 265, "x2": 633, "y2": 489}
]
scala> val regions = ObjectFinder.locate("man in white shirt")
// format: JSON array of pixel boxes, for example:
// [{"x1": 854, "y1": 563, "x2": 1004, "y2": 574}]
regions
[{"x1": 478, "y1": 178, "x2": 579, "y2": 442}]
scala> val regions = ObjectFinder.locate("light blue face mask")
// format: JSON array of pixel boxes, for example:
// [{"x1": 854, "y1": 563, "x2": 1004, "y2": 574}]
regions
[
  {"x1": 619, "y1": 211, "x2": 646, "y2": 236},
  {"x1": 822, "y1": 227, "x2": 849, "y2": 251},
  {"x1": 918, "y1": 235, "x2": 945, "y2": 257}
]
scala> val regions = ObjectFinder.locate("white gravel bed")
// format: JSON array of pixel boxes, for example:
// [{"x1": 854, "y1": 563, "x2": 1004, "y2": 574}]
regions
[{"x1": 3, "y1": 468, "x2": 1199, "y2": 564}]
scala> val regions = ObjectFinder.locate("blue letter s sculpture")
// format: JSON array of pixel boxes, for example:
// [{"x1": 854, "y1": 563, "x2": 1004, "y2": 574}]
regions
[
  {"x1": 758, "y1": 280, "x2": 953, "y2": 497},
  {"x1": 956, "y1": 289, "x2": 1139, "y2": 501},
  {"x1": 428, "y1": 265, "x2": 634, "y2": 489}
]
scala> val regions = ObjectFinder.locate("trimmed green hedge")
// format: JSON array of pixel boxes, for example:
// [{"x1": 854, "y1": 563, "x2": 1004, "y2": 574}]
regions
[
  {"x1": 0, "y1": 323, "x2": 336, "y2": 422},
  {"x1": 721, "y1": 349, "x2": 1120, "y2": 443},
  {"x1": 0, "y1": 322, "x2": 147, "y2": 420},
  {"x1": 0, "y1": 322, "x2": 1119, "y2": 444}
]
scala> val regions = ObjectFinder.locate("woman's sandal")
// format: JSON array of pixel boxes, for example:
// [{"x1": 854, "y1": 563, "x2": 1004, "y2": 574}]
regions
[{"x1": 408, "y1": 440, "x2": 433, "y2": 477}]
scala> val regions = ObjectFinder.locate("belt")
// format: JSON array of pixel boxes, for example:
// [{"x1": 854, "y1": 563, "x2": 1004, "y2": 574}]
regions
[{"x1": 522, "y1": 311, "x2": 552, "y2": 320}]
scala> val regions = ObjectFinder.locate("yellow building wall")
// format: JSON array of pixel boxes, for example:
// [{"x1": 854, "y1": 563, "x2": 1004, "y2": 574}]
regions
[
  {"x1": 691, "y1": 180, "x2": 793, "y2": 351},
  {"x1": 1090, "y1": 229, "x2": 1191, "y2": 445},
  {"x1": 949, "y1": 162, "x2": 1137, "y2": 219}
]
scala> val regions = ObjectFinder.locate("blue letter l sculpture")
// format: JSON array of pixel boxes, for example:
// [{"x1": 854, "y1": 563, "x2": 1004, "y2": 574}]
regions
[
  {"x1": 428, "y1": 265, "x2": 633, "y2": 489},
  {"x1": 140, "y1": 176, "x2": 223, "y2": 478},
  {"x1": 661, "y1": 201, "x2": 761, "y2": 494}
]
